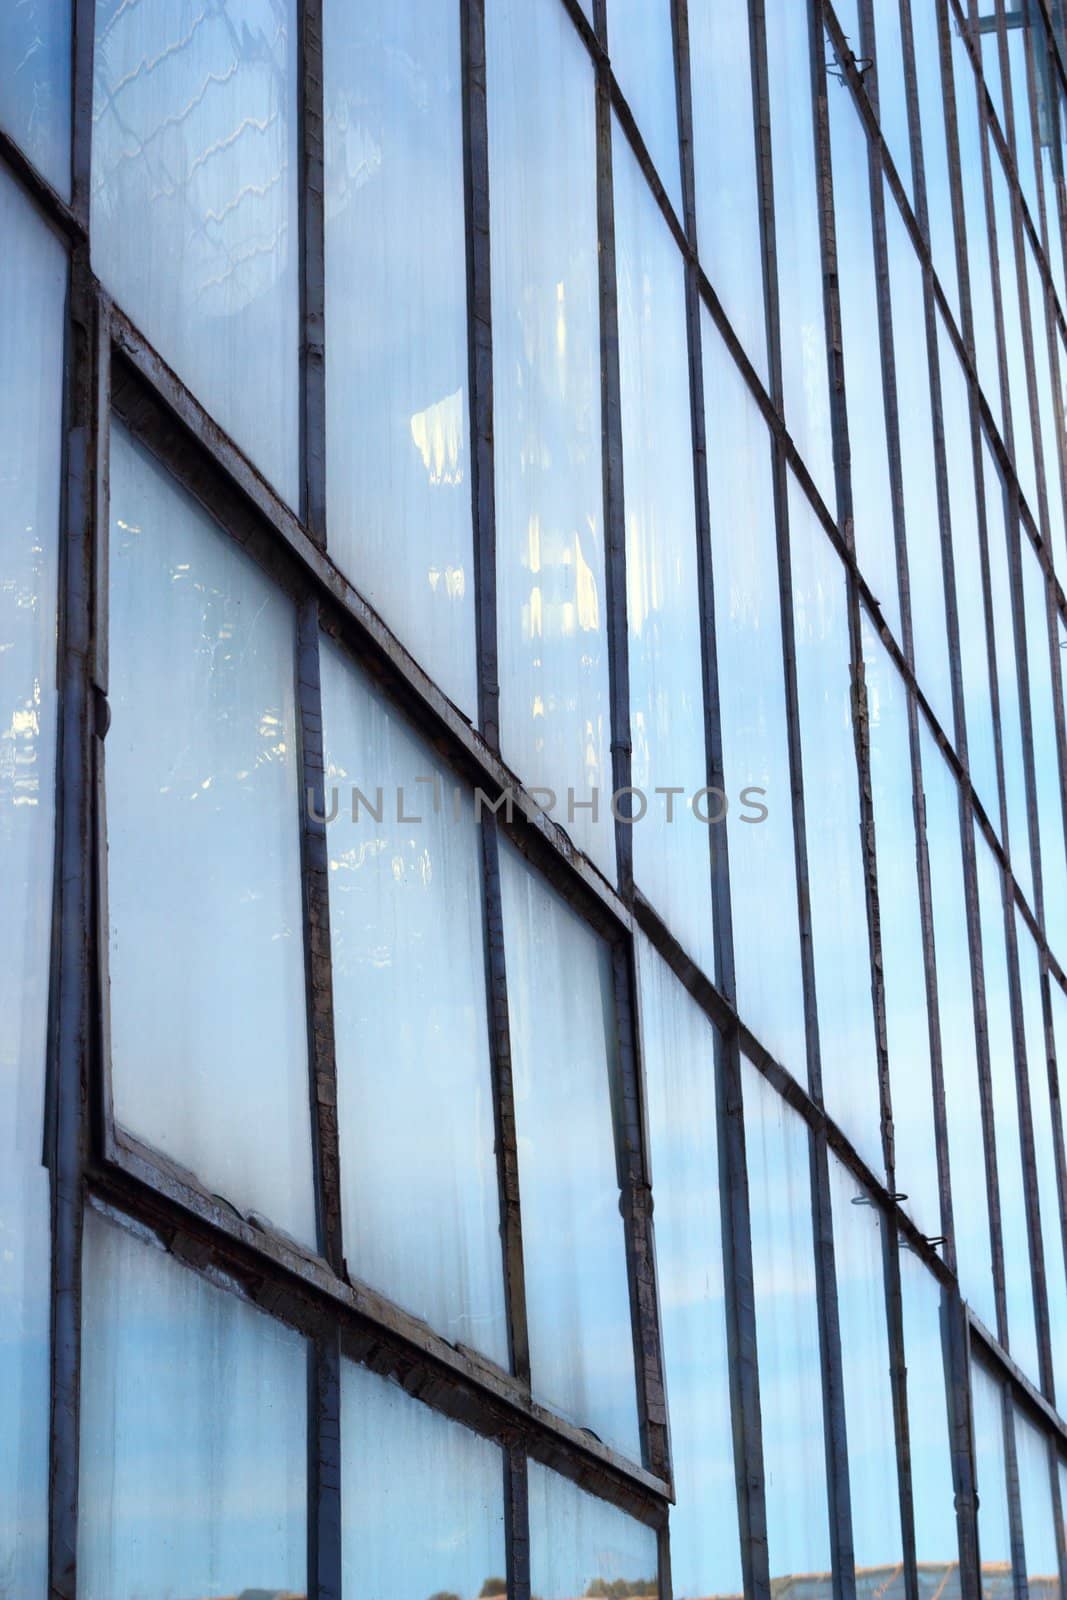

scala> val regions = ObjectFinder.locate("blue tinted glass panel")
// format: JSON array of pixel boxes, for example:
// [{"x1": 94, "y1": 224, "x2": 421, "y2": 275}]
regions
[{"x1": 0, "y1": 0, "x2": 71, "y2": 196}]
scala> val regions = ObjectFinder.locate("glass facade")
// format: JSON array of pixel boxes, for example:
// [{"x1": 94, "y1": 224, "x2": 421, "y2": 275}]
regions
[{"x1": 4, "y1": 0, "x2": 1067, "y2": 1594}]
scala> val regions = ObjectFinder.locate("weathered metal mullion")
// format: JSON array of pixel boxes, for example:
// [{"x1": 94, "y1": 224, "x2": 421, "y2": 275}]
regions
[
  {"x1": 298, "y1": 0, "x2": 326, "y2": 546},
  {"x1": 942, "y1": 1287, "x2": 984, "y2": 1592},
  {"x1": 71, "y1": 0, "x2": 94, "y2": 228},
  {"x1": 881, "y1": 1228, "x2": 921, "y2": 1600},
  {"x1": 1001, "y1": 1372, "x2": 1032, "y2": 1600},
  {"x1": 308, "y1": 1329, "x2": 342, "y2": 1600},
  {"x1": 505, "y1": 1443, "x2": 531, "y2": 1600},
  {"x1": 1048, "y1": 1417, "x2": 1067, "y2": 1595}
]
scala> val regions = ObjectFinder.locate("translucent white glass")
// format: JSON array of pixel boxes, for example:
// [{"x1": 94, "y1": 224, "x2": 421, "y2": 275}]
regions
[
  {"x1": 827, "y1": 47, "x2": 900, "y2": 638},
  {"x1": 898, "y1": 1242, "x2": 958, "y2": 1577},
  {"x1": 789, "y1": 475, "x2": 881, "y2": 1175},
  {"x1": 972, "y1": 1362, "x2": 1015, "y2": 1598},
  {"x1": 319, "y1": 640, "x2": 508, "y2": 1367},
  {"x1": 636, "y1": 934, "x2": 741, "y2": 1597},
  {"x1": 607, "y1": 0, "x2": 682, "y2": 215},
  {"x1": 885, "y1": 185, "x2": 955, "y2": 736},
  {"x1": 991, "y1": 152, "x2": 1040, "y2": 521},
  {"x1": 984, "y1": 435, "x2": 1033, "y2": 902},
  {"x1": 107, "y1": 426, "x2": 316, "y2": 1248},
  {"x1": 341, "y1": 1359, "x2": 506, "y2": 1598},
  {"x1": 764, "y1": 0, "x2": 836, "y2": 513},
  {"x1": 936, "y1": 314, "x2": 998, "y2": 814},
  {"x1": 498, "y1": 840, "x2": 640, "y2": 1458},
  {"x1": 0, "y1": 164, "x2": 66, "y2": 1600},
  {"x1": 702, "y1": 309, "x2": 806, "y2": 1075},
  {"x1": 828, "y1": 1157, "x2": 901, "y2": 1577},
  {"x1": 1021, "y1": 541, "x2": 1067, "y2": 962},
  {"x1": 742, "y1": 1057, "x2": 832, "y2": 1588},
  {"x1": 862, "y1": 617, "x2": 940, "y2": 1237},
  {"x1": 78, "y1": 1207, "x2": 307, "y2": 1599},
  {"x1": 323, "y1": 0, "x2": 477, "y2": 719},
  {"x1": 487, "y1": 0, "x2": 613, "y2": 878},
  {"x1": 950, "y1": 7, "x2": 1002, "y2": 431},
  {"x1": 974, "y1": 826, "x2": 1039, "y2": 1378},
  {"x1": 92, "y1": 0, "x2": 300, "y2": 503},
  {"x1": 1024, "y1": 238, "x2": 1067, "y2": 580},
  {"x1": 911, "y1": 0, "x2": 959, "y2": 318},
  {"x1": 872, "y1": 0, "x2": 913, "y2": 202},
  {"x1": 921, "y1": 724, "x2": 997, "y2": 1331},
  {"x1": 0, "y1": 0, "x2": 71, "y2": 196},
  {"x1": 614, "y1": 123, "x2": 715, "y2": 977},
  {"x1": 1015, "y1": 1408, "x2": 1061, "y2": 1598},
  {"x1": 528, "y1": 1460, "x2": 658, "y2": 1599},
  {"x1": 688, "y1": 0, "x2": 768, "y2": 379}
]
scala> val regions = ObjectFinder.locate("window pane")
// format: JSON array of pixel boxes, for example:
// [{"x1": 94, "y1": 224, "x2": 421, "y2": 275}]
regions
[
  {"x1": 689, "y1": 0, "x2": 768, "y2": 378},
  {"x1": 320, "y1": 640, "x2": 508, "y2": 1367},
  {"x1": 92, "y1": 0, "x2": 300, "y2": 503},
  {"x1": 743, "y1": 1058, "x2": 832, "y2": 1587},
  {"x1": 950, "y1": 6, "x2": 1002, "y2": 431},
  {"x1": 828, "y1": 1158, "x2": 901, "y2": 1578},
  {"x1": 991, "y1": 152, "x2": 1040, "y2": 521},
  {"x1": 107, "y1": 426, "x2": 316, "y2": 1248},
  {"x1": 323, "y1": 0, "x2": 477, "y2": 718},
  {"x1": 898, "y1": 1242, "x2": 958, "y2": 1578},
  {"x1": 862, "y1": 618, "x2": 940, "y2": 1237},
  {"x1": 1021, "y1": 541, "x2": 1067, "y2": 962},
  {"x1": 972, "y1": 1362, "x2": 1015, "y2": 1599},
  {"x1": 0, "y1": 0, "x2": 71, "y2": 196},
  {"x1": 911, "y1": 0, "x2": 959, "y2": 318},
  {"x1": 498, "y1": 840, "x2": 640, "y2": 1458},
  {"x1": 764, "y1": 0, "x2": 836, "y2": 512},
  {"x1": 1015, "y1": 1409, "x2": 1060, "y2": 1599},
  {"x1": 1023, "y1": 239, "x2": 1067, "y2": 581},
  {"x1": 789, "y1": 476, "x2": 880, "y2": 1174},
  {"x1": 872, "y1": 0, "x2": 913, "y2": 203},
  {"x1": 528, "y1": 1461, "x2": 658, "y2": 1598},
  {"x1": 488, "y1": 0, "x2": 613, "y2": 878},
  {"x1": 342, "y1": 1359, "x2": 506, "y2": 1598},
  {"x1": 703, "y1": 311, "x2": 806, "y2": 1074},
  {"x1": 78, "y1": 1207, "x2": 307, "y2": 1599},
  {"x1": 607, "y1": 0, "x2": 682, "y2": 215},
  {"x1": 984, "y1": 435, "x2": 1033, "y2": 901},
  {"x1": 0, "y1": 164, "x2": 66, "y2": 1600},
  {"x1": 636, "y1": 934, "x2": 740, "y2": 1597},
  {"x1": 614, "y1": 124, "x2": 715, "y2": 977}
]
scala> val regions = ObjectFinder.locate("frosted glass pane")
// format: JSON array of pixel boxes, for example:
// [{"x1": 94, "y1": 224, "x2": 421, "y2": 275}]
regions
[
  {"x1": 703, "y1": 310, "x2": 806, "y2": 1074},
  {"x1": 862, "y1": 618, "x2": 940, "y2": 1237},
  {"x1": 636, "y1": 935, "x2": 741, "y2": 1598},
  {"x1": 974, "y1": 828, "x2": 1038, "y2": 1378},
  {"x1": 764, "y1": 0, "x2": 836, "y2": 513},
  {"x1": 488, "y1": 0, "x2": 614, "y2": 878},
  {"x1": 498, "y1": 840, "x2": 640, "y2": 1459},
  {"x1": 689, "y1": 0, "x2": 767, "y2": 378},
  {"x1": 0, "y1": 164, "x2": 66, "y2": 1600},
  {"x1": 528, "y1": 1461, "x2": 658, "y2": 1600},
  {"x1": 1015, "y1": 1408, "x2": 1060, "y2": 1596},
  {"x1": 92, "y1": 0, "x2": 300, "y2": 503},
  {"x1": 872, "y1": 0, "x2": 913, "y2": 203},
  {"x1": 984, "y1": 436, "x2": 1033, "y2": 902},
  {"x1": 341, "y1": 1360, "x2": 506, "y2": 1598},
  {"x1": 789, "y1": 476, "x2": 881, "y2": 1174},
  {"x1": 0, "y1": 0, "x2": 71, "y2": 196},
  {"x1": 972, "y1": 1362, "x2": 1015, "y2": 1598},
  {"x1": 937, "y1": 315, "x2": 998, "y2": 815},
  {"x1": 320, "y1": 641, "x2": 508, "y2": 1367},
  {"x1": 921, "y1": 725, "x2": 997, "y2": 1330},
  {"x1": 950, "y1": 8, "x2": 1002, "y2": 432},
  {"x1": 107, "y1": 426, "x2": 316, "y2": 1248},
  {"x1": 743, "y1": 1058, "x2": 832, "y2": 1587},
  {"x1": 78, "y1": 1208, "x2": 307, "y2": 1600},
  {"x1": 1021, "y1": 543, "x2": 1067, "y2": 962},
  {"x1": 898, "y1": 1243, "x2": 958, "y2": 1575},
  {"x1": 911, "y1": 0, "x2": 959, "y2": 319},
  {"x1": 607, "y1": 0, "x2": 682, "y2": 214},
  {"x1": 614, "y1": 124, "x2": 715, "y2": 977},
  {"x1": 827, "y1": 49, "x2": 900, "y2": 638},
  {"x1": 991, "y1": 154, "x2": 1040, "y2": 521},
  {"x1": 828, "y1": 1157, "x2": 901, "y2": 1576},
  {"x1": 323, "y1": 0, "x2": 476, "y2": 719}
]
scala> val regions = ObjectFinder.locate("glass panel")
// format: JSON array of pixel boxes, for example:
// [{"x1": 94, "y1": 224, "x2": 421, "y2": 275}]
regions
[
  {"x1": 528, "y1": 1460, "x2": 659, "y2": 1599},
  {"x1": 990, "y1": 150, "x2": 1040, "y2": 520},
  {"x1": 978, "y1": 1, "x2": 1008, "y2": 132},
  {"x1": 742, "y1": 1057, "x2": 832, "y2": 1587},
  {"x1": 320, "y1": 642, "x2": 508, "y2": 1367},
  {"x1": 498, "y1": 840, "x2": 640, "y2": 1458},
  {"x1": 984, "y1": 434, "x2": 1033, "y2": 901},
  {"x1": 107, "y1": 426, "x2": 316, "y2": 1248},
  {"x1": 862, "y1": 617, "x2": 940, "y2": 1236},
  {"x1": 0, "y1": 163, "x2": 66, "y2": 1600},
  {"x1": 1021, "y1": 541, "x2": 1067, "y2": 962},
  {"x1": 972, "y1": 1362, "x2": 1015, "y2": 1600},
  {"x1": 764, "y1": 0, "x2": 836, "y2": 512},
  {"x1": 1024, "y1": 238, "x2": 1067, "y2": 581},
  {"x1": 636, "y1": 934, "x2": 741, "y2": 1597},
  {"x1": 0, "y1": 0, "x2": 71, "y2": 196},
  {"x1": 950, "y1": 5, "x2": 1002, "y2": 431},
  {"x1": 1015, "y1": 1410, "x2": 1061, "y2": 1598},
  {"x1": 487, "y1": 0, "x2": 613, "y2": 878},
  {"x1": 689, "y1": 0, "x2": 768, "y2": 378},
  {"x1": 872, "y1": 0, "x2": 913, "y2": 202},
  {"x1": 607, "y1": 0, "x2": 682, "y2": 216},
  {"x1": 936, "y1": 314, "x2": 998, "y2": 815},
  {"x1": 885, "y1": 185, "x2": 955, "y2": 735},
  {"x1": 921, "y1": 724, "x2": 997, "y2": 1330},
  {"x1": 702, "y1": 310, "x2": 806, "y2": 1074},
  {"x1": 911, "y1": 0, "x2": 959, "y2": 318},
  {"x1": 974, "y1": 826, "x2": 1039, "y2": 1377},
  {"x1": 341, "y1": 1359, "x2": 506, "y2": 1598},
  {"x1": 78, "y1": 1207, "x2": 307, "y2": 1599},
  {"x1": 827, "y1": 46, "x2": 900, "y2": 638},
  {"x1": 614, "y1": 123, "x2": 715, "y2": 977},
  {"x1": 323, "y1": 0, "x2": 477, "y2": 718},
  {"x1": 898, "y1": 1242, "x2": 958, "y2": 1581},
  {"x1": 1007, "y1": 17, "x2": 1040, "y2": 223},
  {"x1": 92, "y1": 0, "x2": 300, "y2": 504},
  {"x1": 789, "y1": 475, "x2": 881, "y2": 1174}
]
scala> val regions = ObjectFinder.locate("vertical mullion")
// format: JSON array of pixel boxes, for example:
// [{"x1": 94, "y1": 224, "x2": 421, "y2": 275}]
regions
[
  {"x1": 881, "y1": 1230, "x2": 921, "y2": 1600},
  {"x1": 299, "y1": 0, "x2": 326, "y2": 545},
  {"x1": 943, "y1": 1290, "x2": 984, "y2": 1592},
  {"x1": 308, "y1": 1330, "x2": 342, "y2": 1600},
  {"x1": 505, "y1": 1442, "x2": 531, "y2": 1600},
  {"x1": 70, "y1": 0, "x2": 94, "y2": 227},
  {"x1": 1001, "y1": 1375, "x2": 1031, "y2": 1598}
]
